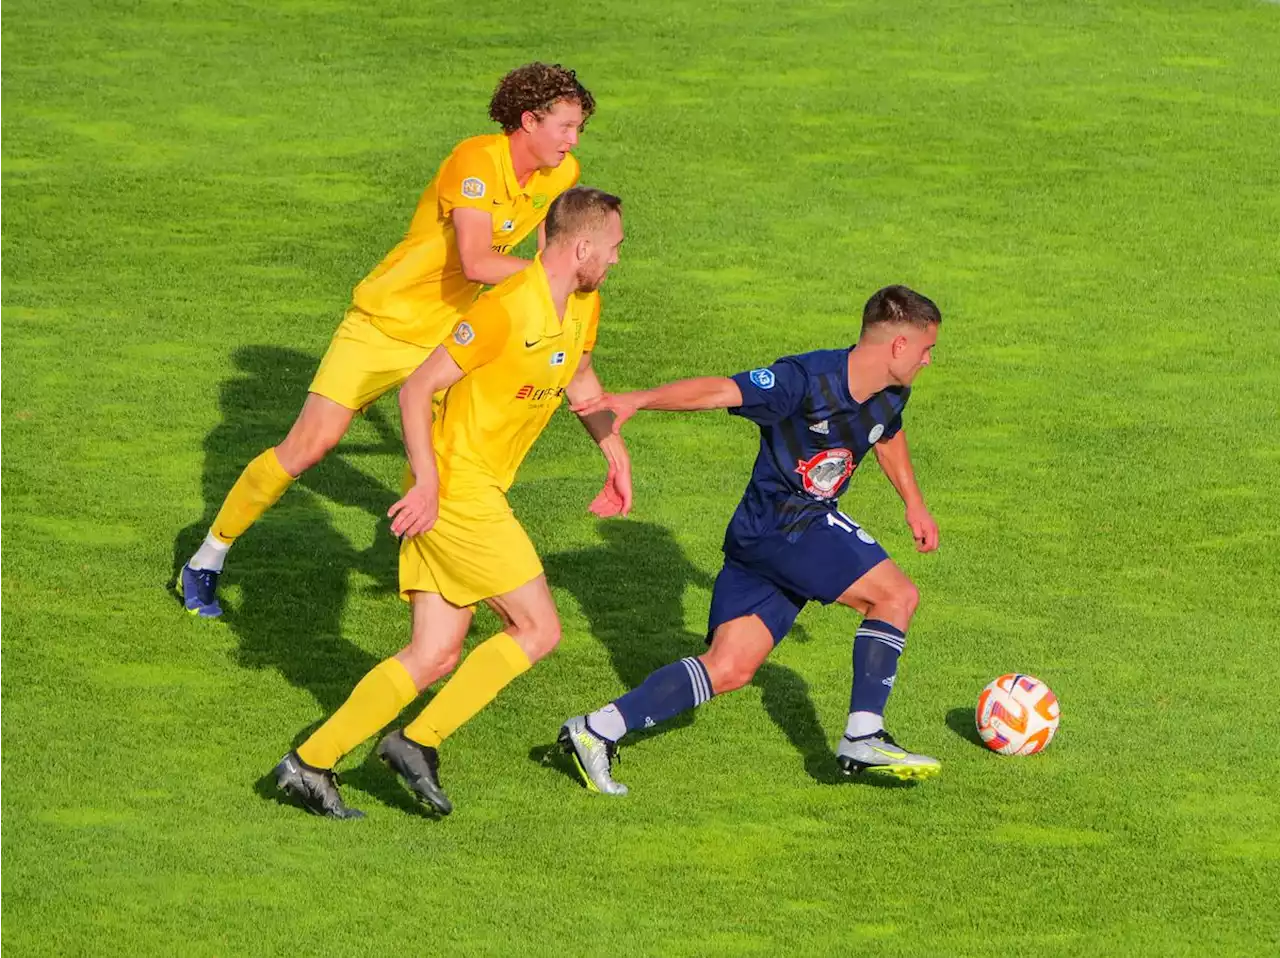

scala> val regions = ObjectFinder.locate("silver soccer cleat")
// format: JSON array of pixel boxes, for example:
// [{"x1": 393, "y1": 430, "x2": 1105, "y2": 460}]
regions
[
  {"x1": 836, "y1": 730, "x2": 941, "y2": 781},
  {"x1": 558, "y1": 716, "x2": 628, "y2": 796}
]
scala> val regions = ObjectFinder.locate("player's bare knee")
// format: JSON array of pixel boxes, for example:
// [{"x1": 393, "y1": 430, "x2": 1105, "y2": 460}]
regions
[
  {"x1": 897, "y1": 578, "x2": 920, "y2": 618},
  {"x1": 702, "y1": 653, "x2": 753, "y2": 694},
  {"x1": 510, "y1": 617, "x2": 561, "y2": 663},
  {"x1": 278, "y1": 427, "x2": 342, "y2": 474},
  {"x1": 873, "y1": 577, "x2": 919, "y2": 625},
  {"x1": 397, "y1": 644, "x2": 459, "y2": 690}
]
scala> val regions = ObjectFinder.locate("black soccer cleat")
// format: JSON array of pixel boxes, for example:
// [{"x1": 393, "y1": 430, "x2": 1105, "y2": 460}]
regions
[
  {"x1": 274, "y1": 751, "x2": 365, "y2": 819},
  {"x1": 377, "y1": 730, "x2": 453, "y2": 815}
]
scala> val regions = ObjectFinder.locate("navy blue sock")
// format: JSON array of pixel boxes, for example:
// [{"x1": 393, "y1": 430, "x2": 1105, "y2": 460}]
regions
[
  {"x1": 849, "y1": 619, "x2": 905, "y2": 717},
  {"x1": 608, "y1": 657, "x2": 713, "y2": 738}
]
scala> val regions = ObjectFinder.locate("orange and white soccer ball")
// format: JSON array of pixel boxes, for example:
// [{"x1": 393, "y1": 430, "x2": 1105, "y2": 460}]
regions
[{"x1": 975, "y1": 674, "x2": 1060, "y2": 755}]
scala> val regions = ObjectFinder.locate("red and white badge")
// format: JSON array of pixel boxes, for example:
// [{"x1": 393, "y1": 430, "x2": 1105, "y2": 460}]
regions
[{"x1": 794, "y1": 448, "x2": 854, "y2": 499}]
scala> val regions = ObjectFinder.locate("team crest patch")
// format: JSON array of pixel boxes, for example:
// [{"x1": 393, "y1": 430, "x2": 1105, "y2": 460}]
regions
[
  {"x1": 532, "y1": 194, "x2": 548, "y2": 209},
  {"x1": 452, "y1": 322, "x2": 475, "y2": 346},
  {"x1": 461, "y1": 177, "x2": 486, "y2": 199},
  {"x1": 749, "y1": 368, "x2": 775, "y2": 390},
  {"x1": 550, "y1": 351, "x2": 566, "y2": 366},
  {"x1": 795, "y1": 448, "x2": 855, "y2": 499},
  {"x1": 868, "y1": 424, "x2": 885, "y2": 444}
]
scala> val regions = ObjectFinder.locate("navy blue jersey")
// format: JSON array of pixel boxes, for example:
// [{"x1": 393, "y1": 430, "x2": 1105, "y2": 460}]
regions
[{"x1": 724, "y1": 348, "x2": 909, "y2": 550}]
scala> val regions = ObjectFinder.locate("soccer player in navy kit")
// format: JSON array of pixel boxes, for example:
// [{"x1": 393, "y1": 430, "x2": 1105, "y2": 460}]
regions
[{"x1": 560, "y1": 285, "x2": 943, "y2": 792}]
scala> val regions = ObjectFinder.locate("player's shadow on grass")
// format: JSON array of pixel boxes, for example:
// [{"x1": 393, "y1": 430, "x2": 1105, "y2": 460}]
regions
[
  {"x1": 536, "y1": 521, "x2": 838, "y2": 784},
  {"x1": 171, "y1": 346, "x2": 402, "y2": 714}
]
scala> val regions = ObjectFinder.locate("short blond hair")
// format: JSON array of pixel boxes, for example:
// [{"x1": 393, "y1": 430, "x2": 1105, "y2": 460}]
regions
[{"x1": 544, "y1": 187, "x2": 622, "y2": 244}]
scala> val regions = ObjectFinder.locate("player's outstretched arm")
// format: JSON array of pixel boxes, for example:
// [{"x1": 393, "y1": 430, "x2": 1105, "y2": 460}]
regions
[
  {"x1": 389, "y1": 347, "x2": 466, "y2": 538},
  {"x1": 453, "y1": 208, "x2": 531, "y2": 286},
  {"x1": 570, "y1": 376, "x2": 744, "y2": 433},
  {"x1": 873, "y1": 430, "x2": 939, "y2": 553},
  {"x1": 566, "y1": 355, "x2": 632, "y2": 517}
]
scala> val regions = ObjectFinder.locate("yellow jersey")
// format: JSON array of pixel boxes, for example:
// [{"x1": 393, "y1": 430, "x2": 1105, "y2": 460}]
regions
[
  {"x1": 353, "y1": 134, "x2": 580, "y2": 347},
  {"x1": 435, "y1": 256, "x2": 600, "y2": 495}
]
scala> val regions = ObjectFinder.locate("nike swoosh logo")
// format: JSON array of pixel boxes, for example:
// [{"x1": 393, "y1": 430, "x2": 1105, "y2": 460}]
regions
[
  {"x1": 525, "y1": 339, "x2": 542, "y2": 348},
  {"x1": 870, "y1": 746, "x2": 908, "y2": 759}
]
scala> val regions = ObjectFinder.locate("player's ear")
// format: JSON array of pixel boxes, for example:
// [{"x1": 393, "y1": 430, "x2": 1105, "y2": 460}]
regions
[
  {"x1": 892, "y1": 334, "x2": 909, "y2": 357},
  {"x1": 575, "y1": 236, "x2": 592, "y2": 264},
  {"x1": 520, "y1": 110, "x2": 540, "y2": 135}
]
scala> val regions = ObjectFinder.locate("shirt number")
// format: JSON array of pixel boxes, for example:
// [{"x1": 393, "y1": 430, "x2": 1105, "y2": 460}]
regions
[{"x1": 826, "y1": 511, "x2": 858, "y2": 534}]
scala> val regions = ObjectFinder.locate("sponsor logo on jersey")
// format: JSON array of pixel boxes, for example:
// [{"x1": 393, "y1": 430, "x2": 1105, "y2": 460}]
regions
[
  {"x1": 794, "y1": 448, "x2": 854, "y2": 499},
  {"x1": 461, "y1": 177, "x2": 486, "y2": 199},
  {"x1": 749, "y1": 368, "x2": 775, "y2": 390},
  {"x1": 515, "y1": 384, "x2": 566, "y2": 402},
  {"x1": 452, "y1": 322, "x2": 475, "y2": 346},
  {"x1": 809, "y1": 419, "x2": 829, "y2": 435},
  {"x1": 500, "y1": 219, "x2": 515, "y2": 232},
  {"x1": 550, "y1": 351, "x2": 566, "y2": 366}
]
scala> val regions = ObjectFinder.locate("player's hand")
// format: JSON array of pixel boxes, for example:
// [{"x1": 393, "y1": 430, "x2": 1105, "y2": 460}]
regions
[
  {"x1": 588, "y1": 456, "x2": 633, "y2": 518},
  {"x1": 570, "y1": 392, "x2": 642, "y2": 435},
  {"x1": 906, "y1": 504, "x2": 939, "y2": 553},
  {"x1": 388, "y1": 483, "x2": 439, "y2": 539}
]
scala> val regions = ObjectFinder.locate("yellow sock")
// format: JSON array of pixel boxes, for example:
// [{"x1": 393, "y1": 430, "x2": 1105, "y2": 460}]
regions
[
  {"x1": 297, "y1": 658, "x2": 418, "y2": 769},
  {"x1": 404, "y1": 633, "x2": 531, "y2": 748},
  {"x1": 209, "y1": 448, "x2": 295, "y2": 544}
]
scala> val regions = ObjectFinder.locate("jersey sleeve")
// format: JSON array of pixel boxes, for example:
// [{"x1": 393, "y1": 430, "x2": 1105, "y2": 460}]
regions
[
  {"x1": 879, "y1": 387, "x2": 912, "y2": 440},
  {"x1": 443, "y1": 299, "x2": 512, "y2": 373},
  {"x1": 581, "y1": 291, "x2": 601, "y2": 353},
  {"x1": 437, "y1": 143, "x2": 502, "y2": 216},
  {"x1": 728, "y1": 357, "x2": 807, "y2": 425}
]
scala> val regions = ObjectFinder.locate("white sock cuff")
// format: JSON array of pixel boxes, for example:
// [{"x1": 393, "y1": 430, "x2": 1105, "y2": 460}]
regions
[{"x1": 189, "y1": 533, "x2": 231, "y2": 572}]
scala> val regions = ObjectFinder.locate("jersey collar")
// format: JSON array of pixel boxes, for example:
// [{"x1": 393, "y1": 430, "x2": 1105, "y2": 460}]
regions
[
  {"x1": 529, "y1": 254, "x2": 568, "y2": 338},
  {"x1": 500, "y1": 135, "x2": 532, "y2": 198}
]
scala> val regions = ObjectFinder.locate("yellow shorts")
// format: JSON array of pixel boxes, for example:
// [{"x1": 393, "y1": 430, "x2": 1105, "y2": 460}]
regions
[
  {"x1": 398, "y1": 482, "x2": 544, "y2": 608},
  {"x1": 309, "y1": 308, "x2": 434, "y2": 411}
]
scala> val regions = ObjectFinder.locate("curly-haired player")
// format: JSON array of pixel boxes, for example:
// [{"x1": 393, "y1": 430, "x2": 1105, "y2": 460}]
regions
[{"x1": 178, "y1": 64, "x2": 594, "y2": 617}]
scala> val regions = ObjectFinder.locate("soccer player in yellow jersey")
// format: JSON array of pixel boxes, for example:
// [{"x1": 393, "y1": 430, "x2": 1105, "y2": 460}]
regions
[
  {"x1": 178, "y1": 63, "x2": 594, "y2": 617},
  {"x1": 274, "y1": 187, "x2": 630, "y2": 818}
]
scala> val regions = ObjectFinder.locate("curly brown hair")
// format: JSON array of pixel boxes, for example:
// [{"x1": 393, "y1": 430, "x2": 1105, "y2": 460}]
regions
[{"x1": 489, "y1": 63, "x2": 595, "y2": 134}]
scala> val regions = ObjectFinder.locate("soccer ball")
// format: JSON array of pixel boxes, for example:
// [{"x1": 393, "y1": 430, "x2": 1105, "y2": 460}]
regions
[{"x1": 975, "y1": 673, "x2": 1060, "y2": 755}]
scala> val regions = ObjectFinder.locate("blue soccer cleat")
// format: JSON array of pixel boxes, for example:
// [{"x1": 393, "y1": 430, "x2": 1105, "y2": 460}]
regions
[{"x1": 178, "y1": 564, "x2": 223, "y2": 618}]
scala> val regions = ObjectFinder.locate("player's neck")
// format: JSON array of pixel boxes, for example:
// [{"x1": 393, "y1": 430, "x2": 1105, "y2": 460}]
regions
[
  {"x1": 540, "y1": 249, "x2": 576, "y2": 320},
  {"x1": 507, "y1": 133, "x2": 540, "y2": 186},
  {"x1": 846, "y1": 347, "x2": 892, "y2": 403}
]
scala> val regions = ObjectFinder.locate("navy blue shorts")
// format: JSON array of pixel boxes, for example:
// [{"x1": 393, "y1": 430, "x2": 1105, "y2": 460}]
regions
[{"x1": 707, "y1": 511, "x2": 890, "y2": 645}]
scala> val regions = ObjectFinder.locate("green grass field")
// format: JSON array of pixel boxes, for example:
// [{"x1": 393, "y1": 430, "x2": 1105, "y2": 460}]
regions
[{"x1": 5, "y1": 1, "x2": 1280, "y2": 954}]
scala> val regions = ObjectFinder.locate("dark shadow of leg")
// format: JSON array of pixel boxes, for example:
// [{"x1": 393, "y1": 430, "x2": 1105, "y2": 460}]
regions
[
  {"x1": 180, "y1": 345, "x2": 395, "y2": 712},
  {"x1": 755, "y1": 662, "x2": 844, "y2": 785},
  {"x1": 542, "y1": 521, "x2": 713, "y2": 736}
]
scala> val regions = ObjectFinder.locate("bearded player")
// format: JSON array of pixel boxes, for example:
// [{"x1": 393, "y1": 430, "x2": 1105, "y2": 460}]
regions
[{"x1": 275, "y1": 187, "x2": 630, "y2": 818}]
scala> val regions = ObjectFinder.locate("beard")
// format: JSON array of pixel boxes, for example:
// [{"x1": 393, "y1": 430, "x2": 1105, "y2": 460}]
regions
[{"x1": 576, "y1": 263, "x2": 608, "y2": 292}]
